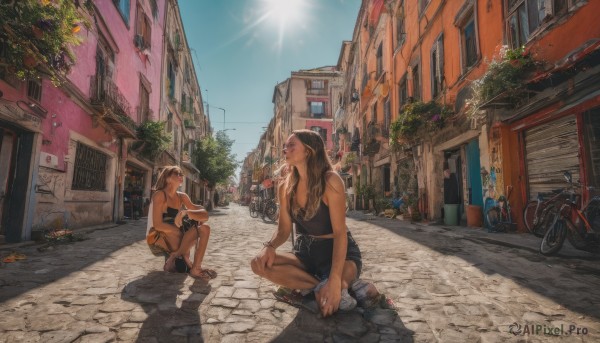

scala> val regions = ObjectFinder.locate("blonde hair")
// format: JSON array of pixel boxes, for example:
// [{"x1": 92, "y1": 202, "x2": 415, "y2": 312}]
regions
[
  {"x1": 153, "y1": 166, "x2": 182, "y2": 191},
  {"x1": 285, "y1": 130, "x2": 333, "y2": 220}
]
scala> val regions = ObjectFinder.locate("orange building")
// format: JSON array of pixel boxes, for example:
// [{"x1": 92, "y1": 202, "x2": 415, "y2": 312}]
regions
[{"x1": 337, "y1": 0, "x2": 600, "y2": 230}]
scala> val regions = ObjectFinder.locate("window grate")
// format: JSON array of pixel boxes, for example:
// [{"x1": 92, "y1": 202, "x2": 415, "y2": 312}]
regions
[{"x1": 72, "y1": 142, "x2": 108, "y2": 191}]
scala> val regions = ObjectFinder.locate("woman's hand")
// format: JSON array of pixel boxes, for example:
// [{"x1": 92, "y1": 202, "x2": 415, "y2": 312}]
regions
[
  {"x1": 316, "y1": 278, "x2": 342, "y2": 317},
  {"x1": 174, "y1": 210, "x2": 188, "y2": 227},
  {"x1": 252, "y1": 244, "x2": 275, "y2": 275}
]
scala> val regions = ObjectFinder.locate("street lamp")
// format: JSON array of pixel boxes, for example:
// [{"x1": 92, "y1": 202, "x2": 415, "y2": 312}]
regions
[{"x1": 215, "y1": 107, "x2": 226, "y2": 130}]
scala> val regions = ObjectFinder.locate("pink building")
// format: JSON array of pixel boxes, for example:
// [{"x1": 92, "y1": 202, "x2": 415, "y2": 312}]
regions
[{"x1": 0, "y1": 0, "x2": 166, "y2": 242}]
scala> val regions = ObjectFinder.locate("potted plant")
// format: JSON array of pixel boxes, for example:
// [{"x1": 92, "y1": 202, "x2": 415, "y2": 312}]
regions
[
  {"x1": 131, "y1": 120, "x2": 171, "y2": 162},
  {"x1": 466, "y1": 45, "x2": 540, "y2": 119},
  {"x1": 389, "y1": 101, "x2": 452, "y2": 150}
]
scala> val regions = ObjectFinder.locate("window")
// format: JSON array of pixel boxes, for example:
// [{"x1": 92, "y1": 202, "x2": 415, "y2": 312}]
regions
[
  {"x1": 173, "y1": 124, "x2": 179, "y2": 152},
  {"x1": 309, "y1": 101, "x2": 325, "y2": 118},
  {"x1": 396, "y1": 2, "x2": 405, "y2": 47},
  {"x1": 310, "y1": 80, "x2": 324, "y2": 89},
  {"x1": 138, "y1": 82, "x2": 150, "y2": 123},
  {"x1": 376, "y1": 43, "x2": 383, "y2": 78},
  {"x1": 167, "y1": 59, "x2": 175, "y2": 99},
  {"x1": 399, "y1": 75, "x2": 408, "y2": 106},
  {"x1": 135, "y1": 6, "x2": 151, "y2": 50},
  {"x1": 372, "y1": 103, "x2": 377, "y2": 123},
  {"x1": 308, "y1": 79, "x2": 326, "y2": 95},
  {"x1": 461, "y1": 17, "x2": 478, "y2": 69},
  {"x1": 506, "y1": 0, "x2": 548, "y2": 48},
  {"x1": 412, "y1": 64, "x2": 421, "y2": 101},
  {"x1": 113, "y1": 0, "x2": 130, "y2": 25},
  {"x1": 383, "y1": 98, "x2": 390, "y2": 137},
  {"x1": 72, "y1": 142, "x2": 108, "y2": 191},
  {"x1": 167, "y1": 112, "x2": 173, "y2": 132},
  {"x1": 181, "y1": 93, "x2": 187, "y2": 112},
  {"x1": 27, "y1": 78, "x2": 42, "y2": 102},
  {"x1": 431, "y1": 34, "x2": 444, "y2": 98}
]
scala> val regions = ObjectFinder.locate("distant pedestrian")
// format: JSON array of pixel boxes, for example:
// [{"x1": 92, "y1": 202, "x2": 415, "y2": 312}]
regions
[
  {"x1": 146, "y1": 166, "x2": 217, "y2": 280},
  {"x1": 251, "y1": 130, "x2": 393, "y2": 317}
]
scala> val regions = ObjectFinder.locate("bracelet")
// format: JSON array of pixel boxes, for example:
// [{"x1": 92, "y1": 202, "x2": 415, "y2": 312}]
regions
[{"x1": 262, "y1": 241, "x2": 275, "y2": 249}]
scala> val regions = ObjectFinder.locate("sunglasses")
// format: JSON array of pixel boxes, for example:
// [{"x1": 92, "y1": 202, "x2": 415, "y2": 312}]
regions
[{"x1": 171, "y1": 171, "x2": 184, "y2": 177}]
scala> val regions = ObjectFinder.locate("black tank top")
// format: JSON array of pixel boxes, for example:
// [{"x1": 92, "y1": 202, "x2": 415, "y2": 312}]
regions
[
  {"x1": 291, "y1": 200, "x2": 333, "y2": 236},
  {"x1": 160, "y1": 190, "x2": 181, "y2": 225}
]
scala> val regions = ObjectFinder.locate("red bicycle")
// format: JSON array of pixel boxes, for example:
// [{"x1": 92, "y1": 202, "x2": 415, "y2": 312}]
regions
[{"x1": 540, "y1": 172, "x2": 600, "y2": 256}]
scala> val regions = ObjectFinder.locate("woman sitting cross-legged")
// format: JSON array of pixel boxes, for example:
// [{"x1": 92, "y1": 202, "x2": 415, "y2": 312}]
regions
[
  {"x1": 251, "y1": 130, "x2": 392, "y2": 317},
  {"x1": 146, "y1": 166, "x2": 217, "y2": 280}
]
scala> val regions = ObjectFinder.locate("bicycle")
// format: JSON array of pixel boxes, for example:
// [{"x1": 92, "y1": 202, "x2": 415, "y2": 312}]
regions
[
  {"x1": 261, "y1": 198, "x2": 278, "y2": 222},
  {"x1": 249, "y1": 197, "x2": 259, "y2": 218},
  {"x1": 540, "y1": 172, "x2": 599, "y2": 256},
  {"x1": 523, "y1": 188, "x2": 571, "y2": 237},
  {"x1": 485, "y1": 185, "x2": 515, "y2": 232}
]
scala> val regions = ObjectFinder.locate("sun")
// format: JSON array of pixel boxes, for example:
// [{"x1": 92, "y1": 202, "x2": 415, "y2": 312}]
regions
[{"x1": 259, "y1": 0, "x2": 311, "y2": 50}]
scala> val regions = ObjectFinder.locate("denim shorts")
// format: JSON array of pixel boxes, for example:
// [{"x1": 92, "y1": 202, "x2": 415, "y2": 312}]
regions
[{"x1": 294, "y1": 231, "x2": 362, "y2": 280}]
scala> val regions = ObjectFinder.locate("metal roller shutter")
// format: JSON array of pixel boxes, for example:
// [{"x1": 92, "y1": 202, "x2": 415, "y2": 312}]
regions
[{"x1": 524, "y1": 115, "x2": 580, "y2": 200}]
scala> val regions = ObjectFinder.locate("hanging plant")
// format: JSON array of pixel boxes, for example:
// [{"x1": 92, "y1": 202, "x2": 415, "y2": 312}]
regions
[
  {"x1": 131, "y1": 121, "x2": 171, "y2": 161},
  {"x1": 466, "y1": 45, "x2": 539, "y2": 119},
  {"x1": 0, "y1": 0, "x2": 90, "y2": 85},
  {"x1": 389, "y1": 101, "x2": 452, "y2": 150}
]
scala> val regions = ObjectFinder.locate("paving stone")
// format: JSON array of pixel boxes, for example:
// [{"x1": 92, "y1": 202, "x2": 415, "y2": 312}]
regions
[
  {"x1": 75, "y1": 332, "x2": 117, "y2": 343},
  {"x1": 210, "y1": 297, "x2": 239, "y2": 308},
  {"x1": 231, "y1": 288, "x2": 258, "y2": 299},
  {"x1": 38, "y1": 330, "x2": 82, "y2": 343}
]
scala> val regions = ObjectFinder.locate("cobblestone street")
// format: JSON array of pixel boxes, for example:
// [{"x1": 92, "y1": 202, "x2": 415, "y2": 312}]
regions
[{"x1": 1, "y1": 204, "x2": 600, "y2": 342}]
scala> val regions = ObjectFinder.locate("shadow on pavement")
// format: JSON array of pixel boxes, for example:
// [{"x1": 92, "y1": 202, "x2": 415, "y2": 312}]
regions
[
  {"x1": 0, "y1": 222, "x2": 146, "y2": 303},
  {"x1": 350, "y1": 213, "x2": 600, "y2": 321},
  {"x1": 272, "y1": 306, "x2": 414, "y2": 342},
  {"x1": 121, "y1": 271, "x2": 211, "y2": 342}
]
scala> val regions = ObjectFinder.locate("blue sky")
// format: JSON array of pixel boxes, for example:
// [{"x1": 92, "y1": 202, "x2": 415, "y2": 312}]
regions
[{"x1": 179, "y1": 0, "x2": 361, "y2": 177}]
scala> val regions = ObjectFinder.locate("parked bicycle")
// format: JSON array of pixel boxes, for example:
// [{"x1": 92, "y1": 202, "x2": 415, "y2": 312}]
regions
[
  {"x1": 260, "y1": 198, "x2": 278, "y2": 222},
  {"x1": 523, "y1": 187, "x2": 572, "y2": 237},
  {"x1": 539, "y1": 171, "x2": 600, "y2": 256},
  {"x1": 485, "y1": 185, "x2": 515, "y2": 232},
  {"x1": 249, "y1": 197, "x2": 259, "y2": 218}
]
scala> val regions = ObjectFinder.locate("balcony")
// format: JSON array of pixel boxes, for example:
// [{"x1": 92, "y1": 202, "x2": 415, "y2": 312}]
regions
[
  {"x1": 299, "y1": 111, "x2": 330, "y2": 119},
  {"x1": 90, "y1": 76, "x2": 137, "y2": 138},
  {"x1": 307, "y1": 88, "x2": 328, "y2": 96},
  {"x1": 184, "y1": 118, "x2": 196, "y2": 129}
]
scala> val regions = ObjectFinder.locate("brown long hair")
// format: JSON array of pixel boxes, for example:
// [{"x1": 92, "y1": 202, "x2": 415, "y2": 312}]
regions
[
  {"x1": 153, "y1": 166, "x2": 182, "y2": 191},
  {"x1": 285, "y1": 130, "x2": 333, "y2": 220}
]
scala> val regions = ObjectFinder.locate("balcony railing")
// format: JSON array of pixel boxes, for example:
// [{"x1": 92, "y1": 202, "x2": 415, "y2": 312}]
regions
[
  {"x1": 299, "y1": 111, "x2": 330, "y2": 119},
  {"x1": 307, "y1": 88, "x2": 328, "y2": 96},
  {"x1": 90, "y1": 75, "x2": 136, "y2": 138}
]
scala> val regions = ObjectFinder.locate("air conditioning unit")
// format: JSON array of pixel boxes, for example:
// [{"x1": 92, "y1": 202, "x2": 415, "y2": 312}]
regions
[{"x1": 351, "y1": 90, "x2": 359, "y2": 102}]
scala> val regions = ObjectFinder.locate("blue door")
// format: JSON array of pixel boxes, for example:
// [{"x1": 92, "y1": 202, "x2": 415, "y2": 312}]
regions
[{"x1": 466, "y1": 139, "x2": 483, "y2": 206}]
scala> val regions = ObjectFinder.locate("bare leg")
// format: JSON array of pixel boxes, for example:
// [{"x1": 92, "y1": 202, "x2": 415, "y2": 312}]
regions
[
  {"x1": 164, "y1": 226, "x2": 200, "y2": 271},
  {"x1": 189, "y1": 224, "x2": 211, "y2": 277},
  {"x1": 251, "y1": 252, "x2": 320, "y2": 290}
]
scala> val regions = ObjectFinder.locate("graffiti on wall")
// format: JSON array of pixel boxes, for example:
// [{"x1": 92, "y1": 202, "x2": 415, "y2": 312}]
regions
[{"x1": 35, "y1": 167, "x2": 65, "y2": 201}]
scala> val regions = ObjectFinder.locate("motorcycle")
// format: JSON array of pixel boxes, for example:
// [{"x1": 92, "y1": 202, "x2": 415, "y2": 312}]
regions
[{"x1": 540, "y1": 171, "x2": 600, "y2": 256}]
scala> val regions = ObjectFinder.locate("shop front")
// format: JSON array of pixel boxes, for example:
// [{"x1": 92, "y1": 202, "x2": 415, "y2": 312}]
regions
[{"x1": 123, "y1": 164, "x2": 146, "y2": 219}]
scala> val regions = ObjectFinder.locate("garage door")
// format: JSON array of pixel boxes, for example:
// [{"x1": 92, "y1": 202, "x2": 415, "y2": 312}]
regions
[{"x1": 524, "y1": 115, "x2": 580, "y2": 200}]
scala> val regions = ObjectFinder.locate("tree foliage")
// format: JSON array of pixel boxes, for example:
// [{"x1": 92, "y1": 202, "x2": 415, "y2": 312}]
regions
[
  {"x1": 0, "y1": 0, "x2": 90, "y2": 84},
  {"x1": 131, "y1": 121, "x2": 171, "y2": 161},
  {"x1": 192, "y1": 131, "x2": 238, "y2": 188}
]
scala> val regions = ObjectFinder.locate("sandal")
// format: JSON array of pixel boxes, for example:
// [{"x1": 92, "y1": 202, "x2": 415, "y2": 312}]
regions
[
  {"x1": 189, "y1": 268, "x2": 217, "y2": 280},
  {"x1": 273, "y1": 287, "x2": 319, "y2": 314}
]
